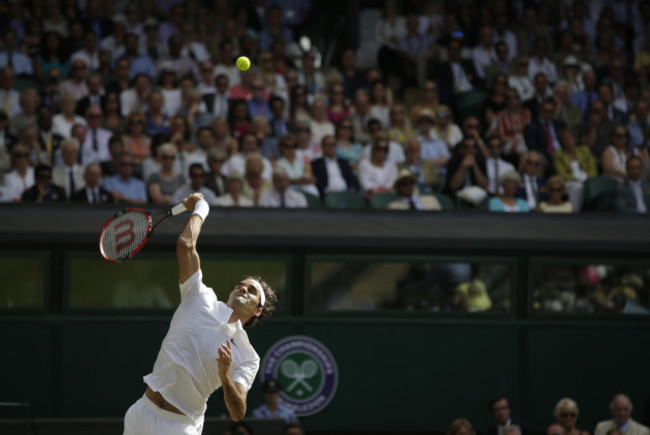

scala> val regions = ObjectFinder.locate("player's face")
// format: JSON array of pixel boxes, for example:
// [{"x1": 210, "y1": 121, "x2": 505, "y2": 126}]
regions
[{"x1": 228, "y1": 279, "x2": 263, "y2": 316}]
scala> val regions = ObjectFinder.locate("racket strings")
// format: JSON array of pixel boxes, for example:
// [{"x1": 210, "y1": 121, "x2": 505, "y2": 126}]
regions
[{"x1": 100, "y1": 211, "x2": 150, "y2": 261}]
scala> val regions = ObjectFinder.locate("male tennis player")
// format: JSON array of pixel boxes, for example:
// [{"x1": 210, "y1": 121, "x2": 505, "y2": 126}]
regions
[{"x1": 123, "y1": 193, "x2": 277, "y2": 435}]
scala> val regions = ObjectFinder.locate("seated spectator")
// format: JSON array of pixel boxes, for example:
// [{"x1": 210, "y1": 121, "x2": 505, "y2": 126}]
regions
[
  {"x1": 485, "y1": 135, "x2": 516, "y2": 195},
  {"x1": 613, "y1": 156, "x2": 650, "y2": 213},
  {"x1": 82, "y1": 106, "x2": 113, "y2": 164},
  {"x1": 553, "y1": 129, "x2": 596, "y2": 211},
  {"x1": 52, "y1": 92, "x2": 87, "y2": 139},
  {"x1": 120, "y1": 74, "x2": 151, "y2": 117},
  {"x1": 21, "y1": 164, "x2": 66, "y2": 203},
  {"x1": 0, "y1": 29, "x2": 34, "y2": 76},
  {"x1": 438, "y1": 39, "x2": 481, "y2": 107},
  {"x1": 524, "y1": 99, "x2": 566, "y2": 171},
  {"x1": 290, "y1": 84, "x2": 313, "y2": 124},
  {"x1": 338, "y1": 48, "x2": 367, "y2": 102},
  {"x1": 309, "y1": 98, "x2": 336, "y2": 146},
  {"x1": 553, "y1": 397, "x2": 589, "y2": 435},
  {"x1": 294, "y1": 121, "x2": 320, "y2": 163},
  {"x1": 0, "y1": 67, "x2": 21, "y2": 119},
  {"x1": 602, "y1": 125, "x2": 634, "y2": 183},
  {"x1": 276, "y1": 134, "x2": 318, "y2": 197},
  {"x1": 60, "y1": 59, "x2": 89, "y2": 101},
  {"x1": 580, "y1": 100, "x2": 615, "y2": 158},
  {"x1": 228, "y1": 99, "x2": 252, "y2": 141},
  {"x1": 212, "y1": 39, "x2": 240, "y2": 88},
  {"x1": 101, "y1": 90, "x2": 124, "y2": 134},
  {"x1": 36, "y1": 107, "x2": 64, "y2": 167},
  {"x1": 443, "y1": 136, "x2": 489, "y2": 199},
  {"x1": 145, "y1": 91, "x2": 171, "y2": 137},
  {"x1": 34, "y1": 31, "x2": 69, "y2": 82},
  {"x1": 52, "y1": 138, "x2": 85, "y2": 199},
  {"x1": 297, "y1": 49, "x2": 326, "y2": 103},
  {"x1": 147, "y1": 143, "x2": 185, "y2": 205},
  {"x1": 523, "y1": 73, "x2": 551, "y2": 120},
  {"x1": 388, "y1": 169, "x2": 441, "y2": 211},
  {"x1": 334, "y1": 118, "x2": 363, "y2": 173},
  {"x1": 484, "y1": 43, "x2": 511, "y2": 90},
  {"x1": 538, "y1": 176, "x2": 573, "y2": 213},
  {"x1": 172, "y1": 163, "x2": 217, "y2": 206},
  {"x1": 387, "y1": 104, "x2": 414, "y2": 145},
  {"x1": 157, "y1": 65, "x2": 182, "y2": 117},
  {"x1": 102, "y1": 152, "x2": 147, "y2": 205},
  {"x1": 488, "y1": 171, "x2": 530, "y2": 212},
  {"x1": 408, "y1": 80, "x2": 440, "y2": 124},
  {"x1": 259, "y1": 168, "x2": 308, "y2": 208},
  {"x1": 123, "y1": 113, "x2": 152, "y2": 166},
  {"x1": 247, "y1": 77, "x2": 272, "y2": 120},
  {"x1": 398, "y1": 137, "x2": 440, "y2": 194},
  {"x1": 358, "y1": 137, "x2": 398, "y2": 197},
  {"x1": 483, "y1": 398, "x2": 532, "y2": 435},
  {"x1": 415, "y1": 109, "x2": 449, "y2": 172},
  {"x1": 204, "y1": 148, "x2": 228, "y2": 197},
  {"x1": 552, "y1": 81, "x2": 583, "y2": 139},
  {"x1": 269, "y1": 95, "x2": 293, "y2": 139},
  {"x1": 495, "y1": 89, "x2": 532, "y2": 163},
  {"x1": 75, "y1": 73, "x2": 104, "y2": 117},
  {"x1": 627, "y1": 100, "x2": 649, "y2": 149},
  {"x1": 594, "y1": 395, "x2": 649, "y2": 435},
  {"x1": 71, "y1": 163, "x2": 114, "y2": 204},
  {"x1": 569, "y1": 69, "x2": 597, "y2": 120},
  {"x1": 252, "y1": 378, "x2": 298, "y2": 423},
  {"x1": 223, "y1": 131, "x2": 273, "y2": 181},
  {"x1": 368, "y1": 80, "x2": 391, "y2": 128},
  {"x1": 210, "y1": 116, "x2": 236, "y2": 157},
  {"x1": 242, "y1": 153, "x2": 273, "y2": 205},
  {"x1": 516, "y1": 151, "x2": 547, "y2": 210},
  {"x1": 259, "y1": 6, "x2": 294, "y2": 52},
  {"x1": 484, "y1": 73, "x2": 508, "y2": 127},
  {"x1": 216, "y1": 171, "x2": 253, "y2": 207},
  {"x1": 529, "y1": 38, "x2": 558, "y2": 86},
  {"x1": 0, "y1": 110, "x2": 16, "y2": 174},
  {"x1": 327, "y1": 81, "x2": 351, "y2": 126},
  {"x1": 508, "y1": 56, "x2": 535, "y2": 102},
  {"x1": 8, "y1": 89, "x2": 40, "y2": 137},
  {"x1": 432, "y1": 105, "x2": 463, "y2": 152},
  {"x1": 597, "y1": 82, "x2": 626, "y2": 124},
  {"x1": 312, "y1": 134, "x2": 360, "y2": 198},
  {"x1": 251, "y1": 115, "x2": 279, "y2": 161},
  {"x1": 1, "y1": 144, "x2": 34, "y2": 202},
  {"x1": 448, "y1": 418, "x2": 477, "y2": 435}
]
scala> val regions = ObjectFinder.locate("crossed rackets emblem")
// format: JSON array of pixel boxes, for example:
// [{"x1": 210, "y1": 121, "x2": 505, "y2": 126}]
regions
[{"x1": 280, "y1": 359, "x2": 318, "y2": 392}]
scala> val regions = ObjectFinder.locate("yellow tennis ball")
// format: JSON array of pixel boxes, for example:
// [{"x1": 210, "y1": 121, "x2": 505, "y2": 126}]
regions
[{"x1": 236, "y1": 56, "x2": 251, "y2": 71}]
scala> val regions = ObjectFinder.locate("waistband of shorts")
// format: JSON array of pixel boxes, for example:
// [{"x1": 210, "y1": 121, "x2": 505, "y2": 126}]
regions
[{"x1": 141, "y1": 393, "x2": 196, "y2": 425}]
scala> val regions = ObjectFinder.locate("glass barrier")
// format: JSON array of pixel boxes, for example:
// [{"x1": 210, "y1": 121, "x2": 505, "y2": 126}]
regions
[
  {"x1": 0, "y1": 254, "x2": 47, "y2": 309},
  {"x1": 67, "y1": 253, "x2": 289, "y2": 310},
  {"x1": 307, "y1": 256, "x2": 514, "y2": 313},
  {"x1": 531, "y1": 261, "x2": 650, "y2": 315}
]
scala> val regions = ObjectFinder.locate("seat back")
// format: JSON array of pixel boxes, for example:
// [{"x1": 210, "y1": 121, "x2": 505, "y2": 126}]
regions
[
  {"x1": 369, "y1": 192, "x2": 401, "y2": 209},
  {"x1": 324, "y1": 191, "x2": 366, "y2": 209}
]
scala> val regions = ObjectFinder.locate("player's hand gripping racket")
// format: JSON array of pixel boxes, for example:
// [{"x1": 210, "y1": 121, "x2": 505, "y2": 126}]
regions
[{"x1": 99, "y1": 203, "x2": 187, "y2": 263}]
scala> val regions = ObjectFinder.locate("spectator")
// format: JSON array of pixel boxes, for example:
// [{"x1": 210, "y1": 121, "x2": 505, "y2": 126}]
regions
[
  {"x1": 106, "y1": 57, "x2": 131, "y2": 96},
  {"x1": 388, "y1": 168, "x2": 441, "y2": 211},
  {"x1": 82, "y1": 106, "x2": 113, "y2": 164},
  {"x1": 276, "y1": 134, "x2": 318, "y2": 197},
  {"x1": 398, "y1": 137, "x2": 440, "y2": 194},
  {"x1": 338, "y1": 48, "x2": 367, "y2": 101},
  {"x1": 147, "y1": 143, "x2": 185, "y2": 205},
  {"x1": 228, "y1": 99, "x2": 252, "y2": 140},
  {"x1": 594, "y1": 395, "x2": 650, "y2": 435},
  {"x1": 570, "y1": 69, "x2": 598, "y2": 120},
  {"x1": 327, "y1": 81, "x2": 350, "y2": 126},
  {"x1": 431, "y1": 105, "x2": 462, "y2": 152},
  {"x1": 508, "y1": 56, "x2": 535, "y2": 102},
  {"x1": 71, "y1": 30, "x2": 100, "y2": 71},
  {"x1": 488, "y1": 171, "x2": 529, "y2": 212},
  {"x1": 222, "y1": 131, "x2": 273, "y2": 181},
  {"x1": 444, "y1": 136, "x2": 489, "y2": 199},
  {"x1": 172, "y1": 163, "x2": 217, "y2": 206},
  {"x1": 259, "y1": 167, "x2": 308, "y2": 208},
  {"x1": 309, "y1": 98, "x2": 335, "y2": 146},
  {"x1": 242, "y1": 152, "x2": 273, "y2": 205},
  {"x1": 523, "y1": 73, "x2": 551, "y2": 120},
  {"x1": 537, "y1": 176, "x2": 573, "y2": 213},
  {"x1": 212, "y1": 38, "x2": 240, "y2": 88},
  {"x1": 60, "y1": 59, "x2": 89, "y2": 101},
  {"x1": 21, "y1": 164, "x2": 66, "y2": 203},
  {"x1": 216, "y1": 171, "x2": 253, "y2": 207},
  {"x1": 415, "y1": 109, "x2": 450, "y2": 171},
  {"x1": 552, "y1": 81, "x2": 583, "y2": 139},
  {"x1": 71, "y1": 163, "x2": 113, "y2": 204},
  {"x1": 294, "y1": 120, "x2": 320, "y2": 163},
  {"x1": 101, "y1": 135, "x2": 125, "y2": 178},
  {"x1": 156, "y1": 66, "x2": 182, "y2": 118},
  {"x1": 627, "y1": 100, "x2": 649, "y2": 149},
  {"x1": 553, "y1": 398, "x2": 589, "y2": 435},
  {"x1": 0, "y1": 110, "x2": 16, "y2": 173},
  {"x1": 297, "y1": 49, "x2": 326, "y2": 102},
  {"x1": 529, "y1": 38, "x2": 558, "y2": 85},
  {"x1": 119, "y1": 73, "x2": 151, "y2": 117},
  {"x1": 363, "y1": 118, "x2": 405, "y2": 165},
  {"x1": 259, "y1": 5, "x2": 294, "y2": 52},
  {"x1": 484, "y1": 398, "x2": 532, "y2": 435},
  {"x1": 597, "y1": 82, "x2": 626, "y2": 124},
  {"x1": 349, "y1": 89, "x2": 372, "y2": 145},
  {"x1": 210, "y1": 116, "x2": 236, "y2": 157},
  {"x1": 561, "y1": 55, "x2": 583, "y2": 95},
  {"x1": 123, "y1": 113, "x2": 151, "y2": 166},
  {"x1": 0, "y1": 29, "x2": 33, "y2": 76},
  {"x1": 52, "y1": 138, "x2": 85, "y2": 199},
  {"x1": 76, "y1": 73, "x2": 106, "y2": 118},
  {"x1": 8, "y1": 89, "x2": 40, "y2": 137},
  {"x1": 145, "y1": 91, "x2": 171, "y2": 137},
  {"x1": 524, "y1": 98, "x2": 566, "y2": 169},
  {"x1": 516, "y1": 151, "x2": 547, "y2": 210},
  {"x1": 1, "y1": 144, "x2": 34, "y2": 202},
  {"x1": 102, "y1": 152, "x2": 147, "y2": 205},
  {"x1": 387, "y1": 104, "x2": 414, "y2": 145},
  {"x1": 408, "y1": 80, "x2": 440, "y2": 124},
  {"x1": 259, "y1": 51, "x2": 288, "y2": 103},
  {"x1": 613, "y1": 157, "x2": 650, "y2": 213},
  {"x1": 581, "y1": 100, "x2": 615, "y2": 158},
  {"x1": 311, "y1": 134, "x2": 359, "y2": 198},
  {"x1": 204, "y1": 148, "x2": 228, "y2": 197},
  {"x1": 358, "y1": 137, "x2": 398, "y2": 197},
  {"x1": 485, "y1": 135, "x2": 516, "y2": 195},
  {"x1": 289, "y1": 84, "x2": 311, "y2": 124},
  {"x1": 203, "y1": 74, "x2": 230, "y2": 119},
  {"x1": 602, "y1": 125, "x2": 634, "y2": 183},
  {"x1": 484, "y1": 73, "x2": 509, "y2": 127},
  {"x1": 553, "y1": 129, "x2": 596, "y2": 211},
  {"x1": 448, "y1": 418, "x2": 476, "y2": 435},
  {"x1": 438, "y1": 39, "x2": 480, "y2": 107},
  {"x1": 269, "y1": 95, "x2": 293, "y2": 139},
  {"x1": 52, "y1": 92, "x2": 86, "y2": 139},
  {"x1": 484, "y1": 42, "x2": 511, "y2": 89},
  {"x1": 333, "y1": 118, "x2": 363, "y2": 173},
  {"x1": 101, "y1": 91, "x2": 124, "y2": 133},
  {"x1": 0, "y1": 67, "x2": 21, "y2": 118},
  {"x1": 472, "y1": 25, "x2": 497, "y2": 83}
]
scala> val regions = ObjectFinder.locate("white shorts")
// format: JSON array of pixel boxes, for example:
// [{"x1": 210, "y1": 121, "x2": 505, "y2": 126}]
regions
[{"x1": 123, "y1": 394, "x2": 204, "y2": 435}]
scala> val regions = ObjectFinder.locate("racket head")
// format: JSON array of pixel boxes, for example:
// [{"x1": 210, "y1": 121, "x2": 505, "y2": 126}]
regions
[{"x1": 99, "y1": 208, "x2": 152, "y2": 263}]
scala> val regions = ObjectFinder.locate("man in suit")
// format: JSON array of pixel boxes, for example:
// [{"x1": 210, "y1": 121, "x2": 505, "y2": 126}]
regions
[
  {"x1": 21, "y1": 164, "x2": 66, "y2": 202},
  {"x1": 614, "y1": 157, "x2": 650, "y2": 213},
  {"x1": 516, "y1": 151, "x2": 548, "y2": 210},
  {"x1": 439, "y1": 39, "x2": 482, "y2": 107},
  {"x1": 483, "y1": 397, "x2": 532, "y2": 435},
  {"x1": 524, "y1": 99, "x2": 566, "y2": 167},
  {"x1": 523, "y1": 73, "x2": 552, "y2": 120},
  {"x1": 72, "y1": 163, "x2": 113, "y2": 204},
  {"x1": 204, "y1": 148, "x2": 228, "y2": 197},
  {"x1": 398, "y1": 137, "x2": 440, "y2": 194},
  {"x1": 82, "y1": 106, "x2": 113, "y2": 164},
  {"x1": 37, "y1": 107, "x2": 64, "y2": 166},
  {"x1": 388, "y1": 169, "x2": 441, "y2": 211},
  {"x1": 53, "y1": 138, "x2": 85, "y2": 199},
  {"x1": 76, "y1": 73, "x2": 105, "y2": 117},
  {"x1": 598, "y1": 81, "x2": 626, "y2": 124},
  {"x1": 311, "y1": 135, "x2": 359, "y2": 198},
  {"x1": 269, "y1": 96, "x2": 293, "y2": 138},
  {"x1": 594, "y1": 394, "x2": 650, "y2": 435},
  {"x1": 202, "y1": 74, "x2": 230, "y2": 119}
]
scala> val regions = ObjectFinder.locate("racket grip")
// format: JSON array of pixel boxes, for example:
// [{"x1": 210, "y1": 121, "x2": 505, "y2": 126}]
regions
[{"x1": 171, "y1": 203, "x2": 187, "y2": 216}]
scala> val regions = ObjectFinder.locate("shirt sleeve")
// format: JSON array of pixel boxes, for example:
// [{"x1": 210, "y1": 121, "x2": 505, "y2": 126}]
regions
[
  {"x1": 179, "y1": 269, "x2": 205, "y2": 299},
  {"x1": 232, "y1": 351, "x2": 260, "y2": 391}
]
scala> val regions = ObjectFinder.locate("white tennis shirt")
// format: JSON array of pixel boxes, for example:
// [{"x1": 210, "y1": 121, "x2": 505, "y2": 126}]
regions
[{"x1": 143, "y1": 270, "x2": 260, "y2": 422}]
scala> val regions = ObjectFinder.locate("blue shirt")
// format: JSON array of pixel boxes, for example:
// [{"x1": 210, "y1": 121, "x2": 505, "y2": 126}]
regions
[
  {"x1": 628, "y1": 121, "x2": 648, "y2": 148},
  {"x1": 0, "y1": 50, "x2": 33, "y2": 76},
  {"x1": 570, "y1": 90, "x2": 597, "y2": 120},
  {"x1": 251, "y1": 403, "x2": 298, "y2": 423},
  {"x1": 247, "y1": 99, "x2": 273, "y2": 120},
  {"x1": 418, "y1": 135, "x2": 450, "y2": 163},
  {"x1": 103, "y1": 175, "x2": 147, "y2": 202}
]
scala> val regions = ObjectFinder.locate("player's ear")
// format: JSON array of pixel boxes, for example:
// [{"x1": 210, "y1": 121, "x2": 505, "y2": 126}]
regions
[{"x1": 255, "y1": 307, "x2": 262, "y2": 317}]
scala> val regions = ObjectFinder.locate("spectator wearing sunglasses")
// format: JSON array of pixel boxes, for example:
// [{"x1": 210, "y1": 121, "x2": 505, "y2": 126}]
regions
[
  {"x1": 553, "y1": 398, "x2": 586, "y2": 435},
  {"x1": 204, "y1": 148, "x2": 228, "y2": 197},
  {"x1": 103, "y1": 152, "x2": 147, "y2": 205},
  {"x1": 172, "y1": 163, "x2": 217, "y2": 206},
  {"x1": 358, "y1": 137, "x2": 398, "y2": 197},
  {"x1": 276, "y1": 134, "x2": 318, "y2": 197},
  {"x1": 515, "y1": 151, "x2": 547, "y2": 210},
  {"x1": 147, "y1": 143, "x2": 185, "y2": 205},
  {"x1": 443, "y1": 136, "x2": 488, "y2": 199},
  {"x1": 388, "y1": 169, "x2": 441, "y2": 211},
  {"x1": 21, "y1": 164, "x2": 66, "y2": 203},
  {"x1": 487, "y1": 171, "x2": 529, "y2": 213},
  {"x1": 0, "y1": 144, "x2": 34, "y2": 202}
]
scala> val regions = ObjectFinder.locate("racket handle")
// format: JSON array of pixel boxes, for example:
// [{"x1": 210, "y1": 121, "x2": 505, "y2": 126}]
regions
[{"x1": 171, "y1": 203, "x2": 187, "y2": 216}]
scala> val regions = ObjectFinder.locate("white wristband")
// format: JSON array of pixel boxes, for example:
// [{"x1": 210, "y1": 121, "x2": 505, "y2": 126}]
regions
[{"x1": 192, "y1": 199, "x2": 210, "y2": 222}]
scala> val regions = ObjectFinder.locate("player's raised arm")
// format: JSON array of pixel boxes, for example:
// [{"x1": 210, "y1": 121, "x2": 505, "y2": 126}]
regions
[{"x1": 177, "y1": 193, "x2": 208, "y2": 283}]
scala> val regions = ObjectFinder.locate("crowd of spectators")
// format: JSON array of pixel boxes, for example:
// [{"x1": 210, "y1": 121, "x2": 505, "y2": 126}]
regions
[{"x1": 0, "y1": 0, "x2": 649, "y2": 214}]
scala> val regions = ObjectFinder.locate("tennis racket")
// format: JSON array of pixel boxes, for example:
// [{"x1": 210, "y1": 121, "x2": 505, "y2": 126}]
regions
[{"x1": 99, "y1": 203, "x2": 187, "y2": 263}]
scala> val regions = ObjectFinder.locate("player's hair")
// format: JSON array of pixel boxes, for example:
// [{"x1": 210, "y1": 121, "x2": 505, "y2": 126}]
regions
[{"x1": 243, "y1": 275, "x2": 277, "y2": 328}]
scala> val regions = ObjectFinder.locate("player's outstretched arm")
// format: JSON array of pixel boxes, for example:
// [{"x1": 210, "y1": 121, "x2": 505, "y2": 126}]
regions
[{"x1": 177, "y1": 193, "x2": 207, "y2": 283}]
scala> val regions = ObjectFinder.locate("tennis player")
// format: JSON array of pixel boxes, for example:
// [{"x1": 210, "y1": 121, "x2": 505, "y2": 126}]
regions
[{"x1": 123, "y1": 193, "x2": 277, "y2": 435}]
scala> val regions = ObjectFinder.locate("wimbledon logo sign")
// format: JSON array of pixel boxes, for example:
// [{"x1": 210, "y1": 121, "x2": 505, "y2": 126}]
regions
[{"x1": 260, "y1": 335, "x2": 338, "y2": 416}]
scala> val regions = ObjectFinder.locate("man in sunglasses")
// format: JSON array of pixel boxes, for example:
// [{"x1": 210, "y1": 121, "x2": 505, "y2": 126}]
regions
[
  {"x1": 515, "y1": 151, "x2": 548, "y2": 210},
  {"x1": 173, "y1": 163, "x2": 218, "y2": 206},
  {"x1": 102, "y1": 152, "x2": 147, "y2": 205},
  {"x1": 21, "y1": 164, "x2": 66, "y2": 203}
]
